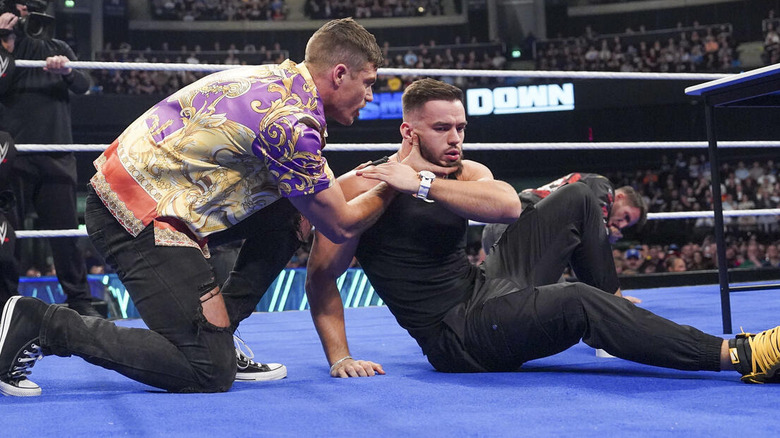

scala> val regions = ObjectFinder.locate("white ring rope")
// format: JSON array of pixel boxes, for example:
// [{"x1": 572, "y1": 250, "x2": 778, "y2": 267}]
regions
[
  {"x1": 15, "y1": 60, "x2": 244, "y2": 73},
  {"x1": 16, "y1": 141, "x2": 780, "y2": 153},
  {"x1": 648, "y1": 209, "x2": 780, "y2": 219},
  {"x1": 467, "y1": 209, "x2": 780, "y2": 227},
  {"x1": 18, "y1": 144, "x2": 109, "y2": 152},
  {"x1": 15, "y1": 60, "x2": 730, "y2": 81},
  {"x1": 16, "y1": 229, "x2": 87, "y2": 238},
  {"x1": 15, "y1": 207, "x2": 780, "y2": 239},
  {"x1": 378, "y1": 68, "x2": 728, "y2": 81}
]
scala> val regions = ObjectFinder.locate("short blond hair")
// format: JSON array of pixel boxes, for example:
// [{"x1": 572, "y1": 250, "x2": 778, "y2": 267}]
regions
[{"x1": 305, "y1": 18, "x2": 383, "y2": 72}]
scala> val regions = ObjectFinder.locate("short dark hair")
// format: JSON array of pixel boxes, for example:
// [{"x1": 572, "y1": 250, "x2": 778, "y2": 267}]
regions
[
  {"x1": 305, "y1": 18, "x2": 383, "y2": 72},
  {"x1": 617, "y1": 185, "x2": 647, "y2": 228},
  {"x1": 402, "y1": 78, "x2": 464, "y2": 118}
]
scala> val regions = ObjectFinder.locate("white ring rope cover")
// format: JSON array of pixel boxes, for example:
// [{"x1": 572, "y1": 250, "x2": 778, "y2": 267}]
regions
[
  {"x1": 15, "y1": 207, "x2": 780, "y2": 239},
  {"x1": 16, "y1": 141, "x2": 780, "y2": 153},
  {"x1": 15, "y1": 60, "x2": 730, "y2": 81}
]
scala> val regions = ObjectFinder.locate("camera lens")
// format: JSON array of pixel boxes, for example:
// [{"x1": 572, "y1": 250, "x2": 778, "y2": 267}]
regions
[{"x1": 25, "y1": 18, "x2": 43, "y2": 38}]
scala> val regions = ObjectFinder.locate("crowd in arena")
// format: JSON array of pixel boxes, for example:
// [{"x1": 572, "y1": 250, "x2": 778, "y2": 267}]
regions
[
  {"x1": 148, "y1": 0, "x2": 448, "y2": 21},
  {"x1": 762, "y1": 10, "x2": 780, "y2": 65},
  {"x1": 303, "y1": 0, "x2": 445, "y2": 19},
  {"x1": 607, "y1": 153, "x2": 780, "y2": 274},
  {"x1": 150, "y1": 0, "x2": 289, "y2": 21},
  {"x1": 535, "y1": 23, "x2": 739, "y2": 73},
  {"x1": 374, "y1": 38, "x2": 507, "y2": 91},
  {"x1": 612, "y1": 237, "x2": 780, "y2": 276}
]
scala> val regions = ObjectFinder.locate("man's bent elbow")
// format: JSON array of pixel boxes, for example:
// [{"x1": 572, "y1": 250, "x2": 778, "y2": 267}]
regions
[
  {"x1": 319, "y1": 220, "x2": 366, "y2": 243},
  {"x1": 317, "y1": 228, "x2": 352, "y2": 244},
  {"x1": 499, "y1": 202, "x2": 523, "y2": 223}
]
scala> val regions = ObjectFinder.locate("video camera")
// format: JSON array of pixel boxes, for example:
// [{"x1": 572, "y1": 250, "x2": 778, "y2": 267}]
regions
[{"x1": 0, "y1": 0, "x2": 55, "y2": 40}]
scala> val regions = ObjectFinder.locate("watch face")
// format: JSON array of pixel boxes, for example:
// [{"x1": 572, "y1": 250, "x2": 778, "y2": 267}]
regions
[{"x1": 420, "y1": 170, "x2": 435, "y2": 179}]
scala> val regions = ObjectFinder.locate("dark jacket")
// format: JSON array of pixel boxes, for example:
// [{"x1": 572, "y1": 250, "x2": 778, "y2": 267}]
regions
[{"x1": 0, "y1": 32, "x2": 90, "y2": 144}]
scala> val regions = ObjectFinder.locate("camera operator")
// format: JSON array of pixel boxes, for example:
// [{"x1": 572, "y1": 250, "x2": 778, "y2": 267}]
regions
[{"x1": 0, "y1": 1, "x2": 99, "y2": 317}]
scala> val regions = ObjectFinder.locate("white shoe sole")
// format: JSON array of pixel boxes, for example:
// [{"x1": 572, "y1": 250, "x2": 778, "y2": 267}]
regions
[
  {"x1": 0, "y1": 296, "x2": 42, "y2": 397},
  {"x1": 595, "y1": 348, "x2": 616, "y2": 358},
  {"x1": 235, "y1": 363, "x2": 287, "y2": 381},
  {"x1": 0, "y1": 377, "x2": 42, "y2": 396}
]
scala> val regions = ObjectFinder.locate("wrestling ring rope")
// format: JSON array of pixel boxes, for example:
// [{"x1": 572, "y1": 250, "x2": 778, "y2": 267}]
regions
[
  {"x1": 16, "y1": 59, "x2": 730, "y2": 80},
  {"x1": 10, "y1": 60, "x2": 780, "y2": 238}
]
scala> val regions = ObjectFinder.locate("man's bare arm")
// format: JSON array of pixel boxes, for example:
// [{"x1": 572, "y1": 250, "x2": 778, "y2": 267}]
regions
[
  {"x1": 288, "y1": 176, "x2": 395, "y2": 244},
  {"x1": 357, "y1": 159, "x2": 522, "y2": 224},
  {"x1": 304, "y1": 171, "x2": 386, "y2": 377},
  {"x1": 426, "y1": 161, "x2": 522, "y2": 223}
]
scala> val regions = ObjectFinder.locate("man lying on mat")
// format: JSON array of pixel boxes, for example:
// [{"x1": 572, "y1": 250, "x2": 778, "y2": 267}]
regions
[
  {"x1": 481, "y1": 172, "x2": 647, "y2": 253},
  {"x1": 305, "y1": 78, "x2": 780, "y2": 384},
  {"x1": 481, "y1": 171, "x2": 647, "y2": 304}
]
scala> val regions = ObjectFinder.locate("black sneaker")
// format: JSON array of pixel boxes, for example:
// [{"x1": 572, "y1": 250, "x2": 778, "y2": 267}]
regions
[
  {"x1": 0, "y1": 296, "x2": 48, "y2": 396},
  {"x1": 729, "y1": 326, "x2": 780, "y2": 384},
  {"x1": 234, "y1": 335, "x2": 287, "y2": 381}
]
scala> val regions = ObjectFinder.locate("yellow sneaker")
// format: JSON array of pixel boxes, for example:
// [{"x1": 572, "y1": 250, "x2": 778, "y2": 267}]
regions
[{"x1": 729, "y1": 326, "x2": 780, "y2": 384}]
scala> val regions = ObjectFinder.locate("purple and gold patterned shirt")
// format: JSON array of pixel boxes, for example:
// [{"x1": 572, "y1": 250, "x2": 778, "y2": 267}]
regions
[{"x1": 90, "y1": 60, "x2": 333, "y2": 254}]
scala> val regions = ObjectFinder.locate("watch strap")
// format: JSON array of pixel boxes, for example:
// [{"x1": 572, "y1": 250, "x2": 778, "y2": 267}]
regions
[{"x1": 417, "y1": 172, "x2": 434, "y2": 201}]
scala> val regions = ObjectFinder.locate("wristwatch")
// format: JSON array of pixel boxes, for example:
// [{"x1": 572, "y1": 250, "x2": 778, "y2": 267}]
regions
[{"x1": 417, "y1": 170, "x2": 436, "y2": 202}]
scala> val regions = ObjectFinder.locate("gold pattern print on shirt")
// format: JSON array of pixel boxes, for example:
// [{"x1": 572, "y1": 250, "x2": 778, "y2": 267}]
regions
[
  {"x1": 252, "y1": 73, "x2": 324, "y2": 196},
  {"x1": 168, "y1": 78, "x2": 263, "y2": 232},
  {"x1": 123, "y1": 73, "x2": 274, "y2": 235}
]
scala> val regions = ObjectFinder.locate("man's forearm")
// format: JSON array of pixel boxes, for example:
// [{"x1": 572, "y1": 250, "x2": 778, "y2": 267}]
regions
[
  {"x1": 428, "y1": 179, "x2": 522, "y2": 223},
  {"x1": 307, "y1": 280, "x2": 352, "y2": 365},
  {"x1": 291, "y1": 180, "x2": 395, "y2": 244}
]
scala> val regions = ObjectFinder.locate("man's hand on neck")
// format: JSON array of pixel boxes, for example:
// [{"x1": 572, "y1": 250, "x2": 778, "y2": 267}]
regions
[{"x1": 398, "y1": 133, "x2": 457, "y2": 177}]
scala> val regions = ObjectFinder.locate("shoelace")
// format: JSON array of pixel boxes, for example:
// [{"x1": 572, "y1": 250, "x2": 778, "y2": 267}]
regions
[
  {"x1": 234, "y1": 335, "x2": 259, "y2": 370},
  {"x1": 748, "y1": 327, "x2": 780, "y2": 376},
  {"x1": 10, "y1": 343, "x2": 43, "y2": 380}
]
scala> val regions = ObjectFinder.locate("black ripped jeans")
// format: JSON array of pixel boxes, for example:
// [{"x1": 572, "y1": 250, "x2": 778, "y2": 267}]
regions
[{"x1": 38, "y1": 186, "x2": 301, "y2": 393}]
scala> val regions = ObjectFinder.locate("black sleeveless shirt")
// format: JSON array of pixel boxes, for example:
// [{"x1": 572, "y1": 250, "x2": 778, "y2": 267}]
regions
[{"x1": 355, "y1": 190, "x2": 479, "y2": 334}]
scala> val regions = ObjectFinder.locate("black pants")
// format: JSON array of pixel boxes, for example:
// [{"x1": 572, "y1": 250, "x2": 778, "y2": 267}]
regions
[
  {"x1": 209, "y1": 198, "x2": 303, "y2": 329},
  {"x1": 13, "y1": 153, "x2": 91, "y2": 304},
  {"x1": 38, "y1": 188, "x2": 300, "y2": 392},
  {"x1": 426, "y1": 184, "x2": 723, "y2": 373},
  {"x1": 0, "y1": 212, "x2": 19, "y2": 307}
]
